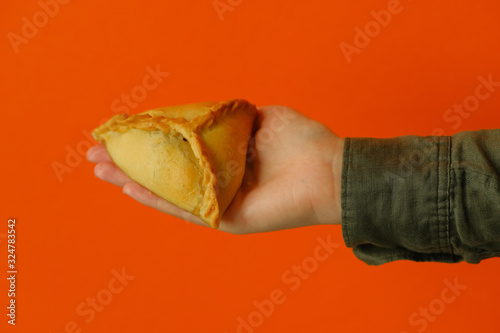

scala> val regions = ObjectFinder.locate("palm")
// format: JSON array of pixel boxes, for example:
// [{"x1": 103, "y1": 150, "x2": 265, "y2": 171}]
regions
[{"x1": 87, "y1": 105, "x2": 343, "y2": 234}]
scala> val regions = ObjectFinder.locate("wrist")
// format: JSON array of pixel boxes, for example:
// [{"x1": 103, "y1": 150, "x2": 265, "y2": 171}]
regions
[
  {"x1": 331, "y1": 136, "x2": 344, "y2": 225},
  {"x1": 311, "y1": 133, "x2": 344, "y2": 226}
]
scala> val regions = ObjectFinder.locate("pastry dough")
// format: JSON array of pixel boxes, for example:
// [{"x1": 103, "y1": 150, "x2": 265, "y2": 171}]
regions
[{"x1": 92, "y1": 99, "x2": 257, "y2": 228}]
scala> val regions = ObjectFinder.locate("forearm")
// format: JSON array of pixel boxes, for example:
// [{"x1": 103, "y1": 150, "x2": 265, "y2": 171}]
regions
[
  {"x1": 340, "y1": 129, "x2": 500, "y2": 265},
  {"x1": 312, "y1": 134, "x2": 344, "y2": 226}
]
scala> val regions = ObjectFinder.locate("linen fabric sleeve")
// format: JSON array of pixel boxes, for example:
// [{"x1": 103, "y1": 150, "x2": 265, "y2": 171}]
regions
[{"x1": 341, "y1": 129, "x2": 500, "y2": 265}]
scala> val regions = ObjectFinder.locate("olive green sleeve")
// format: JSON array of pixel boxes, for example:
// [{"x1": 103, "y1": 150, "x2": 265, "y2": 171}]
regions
[{"x1": 341, "y1": 129, "x2": 500, "y2": 265}]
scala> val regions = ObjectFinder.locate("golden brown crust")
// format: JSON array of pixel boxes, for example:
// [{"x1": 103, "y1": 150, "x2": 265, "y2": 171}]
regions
[{"x1": 92, "y1": 99, "x2": 257, "y2": 228}]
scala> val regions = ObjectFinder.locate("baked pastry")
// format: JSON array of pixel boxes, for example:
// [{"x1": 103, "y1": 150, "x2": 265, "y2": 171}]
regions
[{"x1": 92, "y1": 99, "x2": 257, "y2": 229}]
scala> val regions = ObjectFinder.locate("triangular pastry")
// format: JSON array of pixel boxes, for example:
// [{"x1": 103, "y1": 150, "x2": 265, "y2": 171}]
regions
[{"x1": 92, "y1": 99, "x2": 257, "y2": 228}]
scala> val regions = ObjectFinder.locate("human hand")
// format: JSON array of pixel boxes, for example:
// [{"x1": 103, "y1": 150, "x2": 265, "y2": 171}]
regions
[{"x1": 87, "y1": 105, "x2": 344, "y2": 234}]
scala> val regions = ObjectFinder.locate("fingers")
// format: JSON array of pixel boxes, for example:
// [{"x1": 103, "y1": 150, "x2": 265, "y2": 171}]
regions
[
  {"x1": 94, "y1": 163, "x2": 208, "y2": 227},
  {"x1": 122, "y1": 182, "x2": 207, "y2": 228},
  {"x1": 88, "y1": 143, "x2": 131, "y2": 187},
  {"x1": 89, "y1": 144, "x2": 134, "y2": 187},
  {"x1": 89, "y1": 144, "x2": 208, "y2": 228},
  {"x1": 87, "y1": 144, "x2": 111, "y2": 163},
  {"x1": 94, "y1": 161, "x2": 134, "y2": 187}
]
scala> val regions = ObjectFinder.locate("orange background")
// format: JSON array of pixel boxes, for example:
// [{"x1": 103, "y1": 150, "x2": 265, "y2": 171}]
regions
[{"x1": 2, "y1": 0, "x2": 500, "y2": 332}]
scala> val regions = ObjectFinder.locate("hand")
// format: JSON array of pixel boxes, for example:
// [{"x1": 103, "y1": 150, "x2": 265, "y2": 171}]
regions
[{"x1": 87, "y1": 105, "x2": 344, "y2": 234}]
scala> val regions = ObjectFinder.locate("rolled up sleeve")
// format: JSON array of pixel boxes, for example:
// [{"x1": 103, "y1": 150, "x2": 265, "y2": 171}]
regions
[{"x1": 341, "y1": 129, "x2": 500, "y2": 265}]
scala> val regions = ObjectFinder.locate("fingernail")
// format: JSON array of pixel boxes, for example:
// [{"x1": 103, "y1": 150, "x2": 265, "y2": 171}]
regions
[{"x1": 123, "y1": 182, "x2": 135, "y2": 196}]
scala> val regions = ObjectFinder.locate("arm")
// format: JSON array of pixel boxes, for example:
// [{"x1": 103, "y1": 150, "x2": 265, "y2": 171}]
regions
[
  {"x1": 342, "y1": 129, "x2": 500, "y2": 264},
  {"x1": 87, "y1": 104, "x2": 500, "y2": 264}
]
